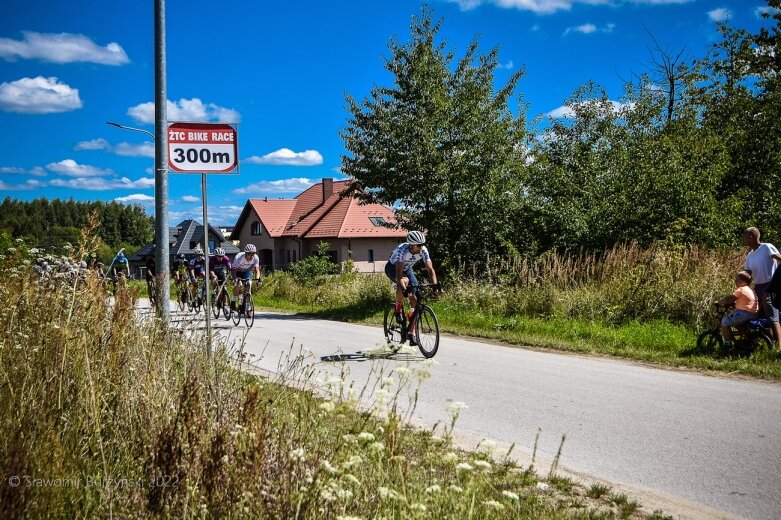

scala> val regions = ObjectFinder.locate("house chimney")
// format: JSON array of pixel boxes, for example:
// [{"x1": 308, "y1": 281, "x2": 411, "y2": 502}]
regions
[{"x1": 322, "y1": 178, "x2": 333, "y2": 203}]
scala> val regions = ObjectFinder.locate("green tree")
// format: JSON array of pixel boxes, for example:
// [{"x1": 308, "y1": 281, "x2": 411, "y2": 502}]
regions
[{"x1": 341, "y1": 7, "x2": 530, "y2": 270}]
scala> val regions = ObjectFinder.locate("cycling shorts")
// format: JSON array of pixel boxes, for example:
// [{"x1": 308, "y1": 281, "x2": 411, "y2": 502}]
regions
[
  {"x1": 385, "y1": 261, "x2": 418, "y2": 286},
  {"x1": 235, "y1": 269, "x2": 252, "y2": 281}
]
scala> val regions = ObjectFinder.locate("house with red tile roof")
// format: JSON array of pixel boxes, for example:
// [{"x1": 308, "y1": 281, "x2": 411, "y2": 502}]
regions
[{"x1": 230, "y1": 178, "x2": 406, "y2": 272}]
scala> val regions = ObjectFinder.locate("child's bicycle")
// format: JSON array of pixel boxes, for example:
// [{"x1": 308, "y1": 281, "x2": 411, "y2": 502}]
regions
[
  {"x1": 383, "y1": 283, "x2": 441, "y2": 358},
  {"x1": 696, "y1": 303, "x2": 774, "y2": 354}
]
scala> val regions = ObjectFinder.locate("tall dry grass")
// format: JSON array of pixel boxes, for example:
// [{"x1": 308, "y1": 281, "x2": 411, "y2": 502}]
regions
[
  {"x1": 447, "y1": 243, "x2": 742, "y2": 329},
  {"x1": 1, "y1": 248, "x2": 649, "y2": 518}
]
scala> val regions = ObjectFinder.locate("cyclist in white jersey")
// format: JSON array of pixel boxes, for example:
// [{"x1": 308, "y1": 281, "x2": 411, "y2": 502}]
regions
[
  {"x1": 386, "y1": 231, "x2": 440, "y2": 344},
  {"x1": 231, "y1": 243, "x2": 262, "y2": 310}
]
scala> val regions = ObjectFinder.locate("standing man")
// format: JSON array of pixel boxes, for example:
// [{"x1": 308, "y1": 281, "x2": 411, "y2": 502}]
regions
[{"x1": 743, "y1": 227, "x2": 781, "y2": 349}]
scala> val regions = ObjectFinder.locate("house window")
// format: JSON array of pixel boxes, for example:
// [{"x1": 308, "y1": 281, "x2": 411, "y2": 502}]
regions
[
  {"x1": 251, "y1": 222, "x2": 262, "y2": 236},
  {"x1": 369, "y1": 217, "x2": 387, "y2": 227},
  {"x1": 368, "y1": 249, "x2": 375, "y2": 262}
]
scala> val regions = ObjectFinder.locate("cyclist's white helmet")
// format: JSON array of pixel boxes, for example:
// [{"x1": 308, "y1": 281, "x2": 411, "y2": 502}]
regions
[
  {"x1": 244, "y1": 244, "x2": 257, "y2": 253},
  {"x1": 407, "y1": 231, "x2": 426, "y2": 245},
  {"x1": 193, "y1": 247, "x2": 204, "y2": 255},
  {"x1": 214, "y1": 247, "x2": 225, "y2": 256}
]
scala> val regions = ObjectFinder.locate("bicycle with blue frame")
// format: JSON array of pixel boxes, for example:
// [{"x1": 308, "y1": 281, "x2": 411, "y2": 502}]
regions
[
  {"x1": 696, "y1": 303, "x2": 774, "y2": 354},
  {"x1": 383, "y1": 282, "x2": 441, "y2": 358}
]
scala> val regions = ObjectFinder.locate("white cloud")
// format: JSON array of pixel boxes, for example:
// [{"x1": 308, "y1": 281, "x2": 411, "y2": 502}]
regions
[
  {"x1": 563, "y1": 22, "x2": 615, "y2": 36},
  {"x1": 0, "y1": 179, "x2": 45, "y2": 191},
  {"x1": 47, "y1": 159, "x2": 114, "y2": 177},
  {"x1": 232, "y1": 177, "x2": 316, "y2": 195},
  {"x1": 0, "y1": 76, "x2": 82, "y2": 114},
  {"x1": 75, "y1": 138, "x2": 154, "y2": 158},
  {"x1": 0, "y1": 32, "x2": 129, "y2": 65},
  {"x1": 564, "y1": 23, "x2": 598, "y2": 35},
  {"x1": 499, "y1": 60, "x2": 514, "y2": 69},
  {"x1": 75, "y1": 138, "x2": 111, "y2": 151},
  {"x1": 49, "y1": 176, "x2": 155, "y2": 191},
  {"x1": 708, "y1": 8, "x2": 732, "y2": 21},
  {"x1": 114, "y1": 194, "x2": 155, "y2": 204},
  {"x1": 754, "y1": 6, "x2": 780, "y2": 18},
  {"x1": 127, "y1": 98, "x2": 241, "y2": 124},
  {"x1": 546, "y1": 100, "x2": 634, "y2": 118},
  {"x1": 114, "y1": 141, "x2": 155, "y2": 158},
  {"x1": 182, "y1": 195, "x2": 200, "y2": 202},
  {"x1": 168, "y1": 205, "x2": 243, "y2": 227},
  {"x1": 445, "y1": 0, "x2": 690, "y2": 15},
  {"x1": 243, "y1": 148, "x2": 323, "y2": 166},
  {"x1": 0, "y1": 166, "x2": 46, "y2": 176}
]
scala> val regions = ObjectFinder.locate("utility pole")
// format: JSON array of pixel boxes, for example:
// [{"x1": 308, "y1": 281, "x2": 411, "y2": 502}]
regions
[{"x1": 154, "y1": 0, "x2": 170, "y2": 319}]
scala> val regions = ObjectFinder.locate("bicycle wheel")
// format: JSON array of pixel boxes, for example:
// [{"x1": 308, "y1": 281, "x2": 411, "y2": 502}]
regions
[
  {"x1": 232, "y1": 294, "x2": 242, "y2": 326},
  {"x1": 748, "y1": 332, "x2": 773, "y2": 354},
  {"x1": 175, "y1": 284, "x2": 186, "y2": 312},
  {"x1": 383, "y1": 303, "x2": 404, "y2": 348},
  {"x1": 414, "y1": 305, "x2": 439, "y2": 358},
  {"x1": 696, "y1": 329, "x2": 723, "y2": 355},
  {"x1": 211, "y1": 290, "x2": 221, "y2": 319},
  {"x1": 221, "y1": 291, "x2": 231, "y2": 320},
  {"x1": 244, "y1": 293, "x2": 255, "y2": 328}
]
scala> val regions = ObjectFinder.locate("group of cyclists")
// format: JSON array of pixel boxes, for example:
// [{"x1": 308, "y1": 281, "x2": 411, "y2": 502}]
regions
[{"x1": 167, "y1": 243, "x2": 261, "y2": 312}]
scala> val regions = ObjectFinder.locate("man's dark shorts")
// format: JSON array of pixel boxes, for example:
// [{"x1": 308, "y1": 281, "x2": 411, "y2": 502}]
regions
[{"x1": 755, "y1": 282, "x2": 780, "y2": 323}]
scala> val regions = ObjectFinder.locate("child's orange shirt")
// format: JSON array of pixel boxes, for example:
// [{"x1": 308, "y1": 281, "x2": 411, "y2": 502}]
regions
[{"x1": 734, "y1": 286, "x2": 758, "y2": 313}]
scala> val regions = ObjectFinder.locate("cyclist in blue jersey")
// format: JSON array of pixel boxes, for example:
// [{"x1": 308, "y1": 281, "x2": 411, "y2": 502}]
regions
[
  {"x1": 188, "y1": 248, "x2": 207, "y2": 299},
  {"x1": 385, "y1": 231, "x2": 440, "y2": 345}
]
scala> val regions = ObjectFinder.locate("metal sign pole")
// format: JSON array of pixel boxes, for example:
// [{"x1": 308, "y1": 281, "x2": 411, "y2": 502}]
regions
[{"x1": 202, "y1": 172, "x2": 212, "y2": 356}]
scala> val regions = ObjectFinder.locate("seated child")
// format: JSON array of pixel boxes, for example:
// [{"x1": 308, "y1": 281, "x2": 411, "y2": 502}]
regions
[{"x1": 717, "y1": 270, "x2": 759, "y2": 348}]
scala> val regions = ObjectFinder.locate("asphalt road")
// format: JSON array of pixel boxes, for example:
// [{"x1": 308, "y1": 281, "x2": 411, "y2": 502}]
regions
[{"x1": 167, "y1": 306, "x2": 781, "y2": 520}]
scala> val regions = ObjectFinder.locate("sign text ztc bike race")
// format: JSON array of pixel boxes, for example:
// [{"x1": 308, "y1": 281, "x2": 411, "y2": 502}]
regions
[{"x1": 168, "y1": 122, "x2": 238, "y2": 173}]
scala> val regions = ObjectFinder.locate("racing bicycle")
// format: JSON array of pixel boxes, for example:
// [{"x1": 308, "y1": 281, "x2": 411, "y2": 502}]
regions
[
  {"x1": 383, "y1": 283, "x2": 441, "y2": 358},
  {"x1": 232, "y1": 277, "x2": 260, "y2": 327}
]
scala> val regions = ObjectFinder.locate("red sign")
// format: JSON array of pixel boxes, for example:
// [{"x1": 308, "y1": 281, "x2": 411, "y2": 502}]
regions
[{"x1": 168, "y1": 122, "x2": 238, "y2": 173}]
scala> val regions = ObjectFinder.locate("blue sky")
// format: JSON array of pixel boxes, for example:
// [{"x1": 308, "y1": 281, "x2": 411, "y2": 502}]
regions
[{"x1": 0, "y1": 0, "x2": 774, "y2": 226}]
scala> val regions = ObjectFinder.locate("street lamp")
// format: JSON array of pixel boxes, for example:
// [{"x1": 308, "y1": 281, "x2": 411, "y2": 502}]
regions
[
  {"x1": 106, "y1": 121, "x2": 155, "y2": 140},
  {"x1": 107, "y1": 120, "x2": 170, "y2": 318}
]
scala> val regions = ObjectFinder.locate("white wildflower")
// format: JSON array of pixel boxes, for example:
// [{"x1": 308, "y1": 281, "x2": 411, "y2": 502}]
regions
[
  {"x1": 441, "y1": 452, "x2": 458, "y2": 464},
  {"x1": 343, "y1": 474, "x2": 361, "y2": 486},
  {"x1": 342, "y1": 434, "x2": 357, "y2": 444},
  {"x1": 394, "y1": 366, "x2": 410, "y2": 377},
  {"x1": 289, "y1": 448, "x2": 305, "y2": 462},
  {"x1": 336, "y1": 516, "x2": 364, "y2": 520},
  {"x1": 483, "y1": 500, "x2": 504, "y2": 510},
  {"x1": 221, "y1": 455, "x2": 229, "y2": 464},
  {"x1": 378, "y1": 486, "x2": 403, "y2": 501},
  {"x1": 342, "y1": 455, "x2": 364, "y2": 469},
  {"x1": 410, "y1": 503, "x2": 427, "y2": 512},
  {"x1": 322, "y1": 460, "x2": 339, "y2": 475},
  {"x1": 474, "y1": 460, "x2": 491, "y2": 471},
  {"x1": 502, "y1": 490, "x2": 520, "y2": 501},
  {"x1": 381, "y1": 376, "x2": 395, "y2": 387},
  {"x1": 447, "y1": 401, "x2": 468, "y2": 419},
  {"x1": 369, "y1": 442, "x2": 385, "y2": 453},
  {"x1": 448, "y1": 484, "x2": 463, "y2": 494},
  {"x1": 424, "y1": 484, "x2": 441, "y2": 494},
  {"x1": 319, "y1": 401, "x2": 336, "y2": 413},
  {"x1": 375, "y1": 388, "x2": 389, "y2": 406},
  {"x1": 456, "y1": 462, "x2": 473, "y2": 473},
  {"x1": 325, "y1": 376, "x2": 344, "y2": 389},
  {"x1": 357, "y1": 431, "x2": 375, "y2": 443},
  {"x1": 478, "y1": 439, "x2": 497, "y2": 455},
  {"x1": 430, "y1": 435, "x2": 446, "y2": 445},
  {"x1": 536, "y1": 482, "x2": 550, "y2": 492}
]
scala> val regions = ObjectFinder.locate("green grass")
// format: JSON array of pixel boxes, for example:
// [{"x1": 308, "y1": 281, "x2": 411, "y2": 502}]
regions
[
  {"x1": 0, "y1": 257, "x2": 667, "y2": 518},
  {"x1": 253, "y1": 272, "x2": 781, "y2": 379}
]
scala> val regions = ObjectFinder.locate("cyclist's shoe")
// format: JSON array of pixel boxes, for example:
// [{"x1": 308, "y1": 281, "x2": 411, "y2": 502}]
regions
[
  {"x1": 395, "y1": 311, "x2": 404, "y2": 323},
  {"x1": 408, "y1": 336, "x2": 418, "y2": 347}
]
